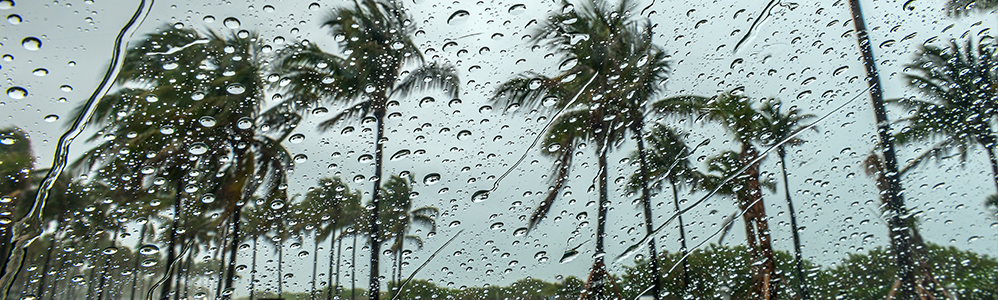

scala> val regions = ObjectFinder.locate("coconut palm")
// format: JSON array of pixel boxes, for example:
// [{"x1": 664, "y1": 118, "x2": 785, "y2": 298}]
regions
[
  {"x1": 660, "y1": 93, "x2": 780, "y2": 300},
  {"x1": 626, "y1": 124, "x2": 698, "y2": 296},
  {"x1": 274, "y1": 1, "x2": 458, "y2": 297},
  {"x1": 492, "y1": 0, "x2": 664, "y2": 298},
  {"x1": 757, "y1": 98, "x2": 816, "y2": 299},
  {"x1": 75, "y1": 25, "x2": 301, "y2": 299},
  {"x1": 846, "y1": 0, "x2": 918, "y2": 298},
  {"x1": 895, "y1": 35, "x2": 998, "y2": 191},
  {"x1": 296, "y1": 177, "x2": 363, "y2": 300},
  {"x1": 377, "y1": 175, "x2": 438, "y2": 293}
]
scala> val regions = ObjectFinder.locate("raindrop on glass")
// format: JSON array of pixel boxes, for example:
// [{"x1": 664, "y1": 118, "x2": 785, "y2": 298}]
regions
[
  {"x1": 43, "y1": 115, "x2": 58, "y2": 122},
  {"x1": 288, "y1": 133, "x2": 305, "y2": 144},
  {"x1": 226, "y1": 83, "x2": 246, "y2": 94},
  {"x1": 31, "y1": 68, "x2": 47, "y2": 76},
  {"x1": 6, "y1": 87, "x2": 26, "y2": 99},
  {"x1": 223, "y1": 17, "x2": 240, "y2": 28},
  {"x1": 424, "y1": 173, "x2": 441, "y2": 185},
  {"x1": 447, "y1": 10, "x2": 470, "y2": 25},
  {"x1": 6, "y1": 14, "x2": 19, "y2": 24},
  {"x1": 139, "y1": 245, "x2": 160, "y2": 255},
  {"x1": 187, "y1": 143, "x2": 209, "y2": 155},
  {"x1": 21, "y1": 37, "x2": 40, "y2": 51},
  {"x1": 198, "y1": 116, "x2": 217, "y2": 127}
]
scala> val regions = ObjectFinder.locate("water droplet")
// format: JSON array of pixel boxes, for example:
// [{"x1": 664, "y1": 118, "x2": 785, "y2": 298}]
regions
[
  {"x1": 289, "y1": 133, "x2": 305, "y2": 144},
  {"x1": 293, "y1": 154, "x2": 308, "y2": 163},
  {"x1": 365, "y1": 84, "x2": 376, "y2": 93},
  {"x1": 472, "y1": 190, "x2": 489, "y2": 202},
  {"x1": 139, "y1": 245, "x2": 160, "y2": 255},
  {"x1": 31, "y1": 68, "x2": 47, "y2": 76},
  {"x1": 188, "y1": 143, "x2": 209, "y2": 155},
  {"x1": 226, "y1": 83, "x2": 246, "y2": 95},
  {"x1": 263, "y1": 5, "x2": 275, "y2": 12},
  {"x1": 358, "y1": 154, "x2": 373, "y2": 163},
  {"x1": 308, "y1": 2, "x2": 320, "y2": 10},
  {"x1": 102, "y1": 247, "x2": 118, "y2": 255},
  {"x1": 43, "y1": 114, "x2": 58, "y2": 122},
  {"x1": 512, "y1": 227, "x2": 528, "y2": 236},
  {"x1": 237, "y1": 117, "x2": 253, "y2": 129},
  {"x1": 479, "y1": 105, "x2": 492, "y2": 113},
  {"x1": 6, "y1": 87, "x2": 27, "y2": 99},
  {"x1": 184, "y1": 184, "x2": 199, "y2": 193},
  {"x1": 141, "y1": 259, "x2": 158, "y2": 267},
  {"x1": 198, "y1": 116, "x2": 217, "y2": 127},
  {"x1": 271, "y1": 200, "x2": 286, "y2": 210},
  {"x1": 457, "y1": 130, "x2": 472, "y2": 140},
  {"x1": 6, "y1": 14, "x2": 20, "y2": 24},
  {"x1": 508, "y1": 4, "x2": 526, "y2": 14},
  {"x1": 490, "y1": 222, "x2": 503, "y2": 230},
  {"x1": 449, "y1": 220, "x2": 461, "y2": 227},
  {"x1": 191, "y1": 91, "x2": 205, "y2": 101},
  {"x1": 201, "y1": 194, "x2": 215, "y2": 203},
  {"x1": 390, "y1": 149, "x2": 410, "y2": 161},
  {"x1": 547, "y1": 143, "x2": 561, "y2": 152},
  {"x1": 447, "y1": 10, "x2": 470, "y2": 25},
  {"x1": 534, "y1": 251, "x2": 547, "y2": 260},
  {"x1": 159, "y1": 125, "x2": 175, "y2": 135},
  {"x1": 424, "y1": 173, "x2": 441, "y2": 185},
  {"x1": 72, "y1": 276, "x2": 85, "y2": 283},
  {"x1": 21, "y1": 37, "x2": 40, "y2": 51},
  {"x1": 341, "y1": 126, "x2": 355, "y2": 135},
  {"x1": 223, "y1": 17, "x2": 240, "y2": 29},
  {"x1": 353, "y1": 175, "x2": 366, "y2": 183},
  {"x1": 419, "y1": 96, "x2": 435, "y2": 107},
  {"x1": 203, "y1": 15, "x2": 215, "y2": 23},
  {"x1": 298, "y1": 251, "x2": 310, "y2": 258},
  {"x1": 284, "y1": 273, "x2": 294, "y2": 279},
  {"x1": 0, "y1": 1, "x2": 13, "y2": 10}
]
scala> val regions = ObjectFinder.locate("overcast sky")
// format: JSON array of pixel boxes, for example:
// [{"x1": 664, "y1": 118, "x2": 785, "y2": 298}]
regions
[{"x1": 1, "y1": 0, "x2": 996, "y2": 297}]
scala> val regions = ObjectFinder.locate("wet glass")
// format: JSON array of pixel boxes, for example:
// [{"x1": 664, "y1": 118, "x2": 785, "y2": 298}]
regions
[{"x1": 0, "y1": 0, "x2": 995, "y2": 299}]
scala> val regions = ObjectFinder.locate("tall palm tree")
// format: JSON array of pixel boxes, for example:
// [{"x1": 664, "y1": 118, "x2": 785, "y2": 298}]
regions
[
  {"x1": 492, "y1": 0, "x2": 662, "y2": 298},
  {"x1": 275, "y1": 2, "x2": 458, "y2": 297},
  {"x1": 661, "y1": 93, "x2": 780, "y2": 300},
  {"x1": 626, "y1": 124, "x2": 697, "y2": 296},
  {"x1": 757, "y1": 99, "x2": 816, "y2": 299},
  {"x1": 846, "y1": 0, "x2": 918, "y2": 298},
  {"x1": 377, "y1": 175, "x2": 438, "y2": 292},
  {"x1": 75, "y1": 25, "x2": 301, "y2": 299},
  {"x1": 895, "y1": 35, "x2": 997, "y2": 191}
]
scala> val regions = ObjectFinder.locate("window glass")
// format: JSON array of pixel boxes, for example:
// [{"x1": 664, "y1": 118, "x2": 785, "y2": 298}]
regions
[{"x1": 0, "y1": 0, "x2": 995, "y2": 299}]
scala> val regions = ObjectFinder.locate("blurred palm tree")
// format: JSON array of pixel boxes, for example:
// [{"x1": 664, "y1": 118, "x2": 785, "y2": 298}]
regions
[
  {"x1": 944, "y1": 0, "x2": 998, "y2": 16},
  {"x1": 492, "y1": 0, "x2": 667, "y2": 298},
  {"x1": 295, "y1": 177, "x2": 363, "y2": 300},
  {"x1": 894, "y1": 35, "x2": 998, "y2": 191},
  {"x1": 377, "y1": 175, "x2": 438, "y2": 293},
  {"x1": 757, "y1": 98, "x2": 816, "y2": 299},
  {"x1": 74, "y1": 25, "x2": 301, "y2": 299},
  {"x1": 274, "y1": 2, "x2": 458, "y2": 297},
  {"x1": 0, "y1": 127, "x2": 34, "y2": 276},
  {"x1": 626, "y1": 124, "x2": 697, "y2": 296}
]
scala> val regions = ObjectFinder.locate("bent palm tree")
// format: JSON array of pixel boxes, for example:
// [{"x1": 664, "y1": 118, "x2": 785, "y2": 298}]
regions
[
  {"x1": 758, "y1": 99, "x2": 816, "y2": 299},
  {"x1": 378, "y1": 175, "x2": 437, "y2": 294},
  {"x1": 275, "y1": 2, "x2": 458, "y2": 298},
  {"x1": 895, "y1": 35, "x2": 998, "y2": 191},
  {"x1": 626, "y1": 124, "x2": 696, "y2": 296},
  {"x1": 492, "y1": 0, "x2": 665, "y2": 298}
]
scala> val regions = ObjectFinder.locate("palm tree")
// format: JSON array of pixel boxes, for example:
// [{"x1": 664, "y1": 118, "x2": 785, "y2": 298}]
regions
[
  {"x1": 626, "y1": 124, "x2": 697, "y2": 296},
  {"x1": 846, "y1": 0, "x2": 918, "y2": 298},
  {"x1": 663, "y1": 93, "x2": 780, "y2": 300},
  {"x1": 757, "y1": 99, "x2": 816, "y2": 299},
  {"x1": 297, "y1": 177, "x2": 363, "y2": 300},
  {"x1": 492, "y1": 0, "x2": 665, "y2": 298},
  {"x1": 75, "y1": 25, "x2": 301, "y2": 299},
  {"x1": 0, "y1": 127, "x2": 34, "y2": 277},
  {"x1": 895, "y1": 35, "x2": 998, "y2": 191},
  {"x1": 275, "y1": 2, "x2": 459, "y2": 297},
  {"x1": 944, "y1": 0, "x2": 998, "y2": 16},
  {"x1": 377, "y1": 175, "x2": 438, "y2": 294}
]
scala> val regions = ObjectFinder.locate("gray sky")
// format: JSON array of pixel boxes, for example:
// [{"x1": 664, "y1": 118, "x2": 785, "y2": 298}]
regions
[{"x1": 1, "y1": 0, "x2": 996, "y2": 297}]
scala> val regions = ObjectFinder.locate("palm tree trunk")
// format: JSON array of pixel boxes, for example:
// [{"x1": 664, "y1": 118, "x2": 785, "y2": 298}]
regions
[
  {"x1": 98, "y1": 229, "x2": 119, "y2": 300},
  {"x1": 36, "y1": 220, "x2": 65, "y2": 300},
  {"x1": 369, "y1": 108, "x2": 386, "y2": 300},
  {"x1": 847, "y1": 0, "x2": 916, "y2": 298},
  {"x1": 249, "y1": 237, "x2": 258, "y2": 300},
  {"x1": 741, "y1": 144, "x2": 778, "y2": 300},
  {"x1": 351, "y1": 234, "x2": 357, "y2": 300},
  {"x1": 633, "y1": 125, "x2": 662, "y2": 300},
  {"x1": 312, "y1": 231, "x2": 319, "y2": 300},
  {"x1": 222, "y1": 204, "x2": 243, "y2": 298},
  {"x1": 978, "y1": 134, "x2": 998, "y2": 192},
  {"x1": 128, "y1": 223, "x2": 147, "y2": 300},
  {"x1": 328, "y1": 229, "x2": 338, "y2": 300},
  {"x1": 182, "y1": 253, "x2": 193, "y2": 300},
  {"x1": 669, "y1": 180, "x2": 690, "y2": 295},
  {"x1": 778, "y1": 147, "x2": 810, "y2": 299},
  {"x1": 588, "y1": 128, "x2": 611, "y2": 300},
  {"x1": 161, "y1": 180, "x2": 183, "y2": 300}
]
